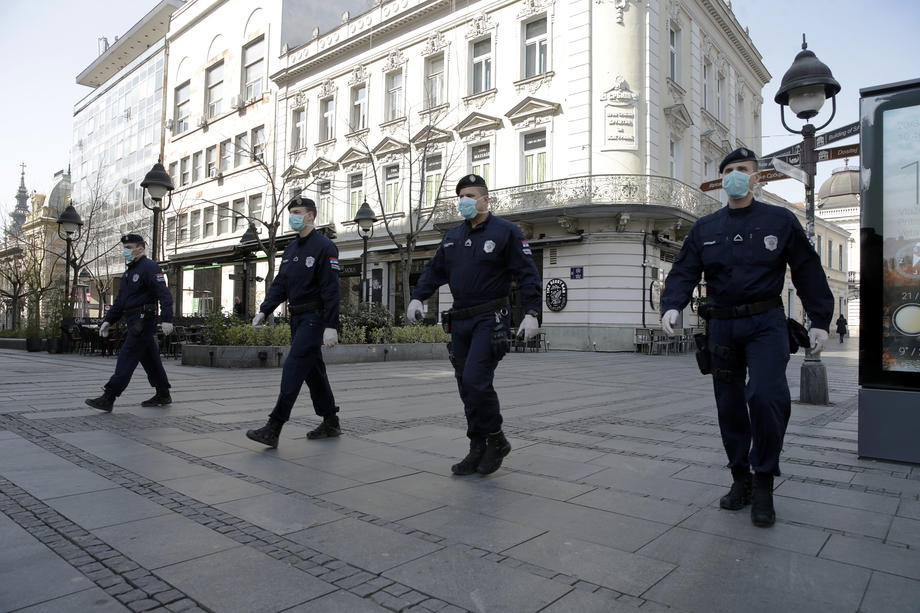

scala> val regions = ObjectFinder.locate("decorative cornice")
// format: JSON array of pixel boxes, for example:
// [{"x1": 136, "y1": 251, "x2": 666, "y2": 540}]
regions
[
  {"x1": 466, "y1": 12, "x2": 495, "y2": 39},
  {"x1": 517, "y1": 0, "x2": 552, "y2": 18},
  {"x1": 420, "y1": 31, "x2": 448, "y2": 56},
  {"x1": 317, "y1": 79, "x2": 335, "y2": 99},
  {"x1": 462, "y1": 88, "x2": 498, "y2": 110},
  {"x1": 347, "y1": 64, "x2": 368, "y2": 86},
  {"x1": 514, "y1": 71, "x2": 555, "y2": 95},
  {"x1": 382, "y1": 48, "x2": 407, "y2": 73},
  {"x1": 666, "y1": 77, "x2": 686, "y2": 104},
  {"x1": 601, "y1": 76, "x2": 639, "y2": 103}
]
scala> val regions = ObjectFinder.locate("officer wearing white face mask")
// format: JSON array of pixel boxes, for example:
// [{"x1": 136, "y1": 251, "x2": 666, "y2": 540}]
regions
[
  {"x1": 660, "y1": 147, "x2": 833, "y2": 528},
  {"x1": 246, "y1": 196, "x2": 342, "y2": 448},
  {"x1": 408, "y1": 174, "x2": 542, "y2": 476}
]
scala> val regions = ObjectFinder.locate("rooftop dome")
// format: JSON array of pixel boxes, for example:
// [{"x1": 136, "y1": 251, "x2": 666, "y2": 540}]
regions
[{"x1": 817, "y1": 166, "x2": 859, "y2": 209}]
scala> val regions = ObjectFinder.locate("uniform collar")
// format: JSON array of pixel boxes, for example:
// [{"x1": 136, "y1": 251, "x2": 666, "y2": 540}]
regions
[
  {"x1": 726, "y1": 199, "x2": 760, "y2": 216},
  {"x1": 296, "y1": 229, "x2": 315, "y2": 246},
  {"x1": 127, "y1": 255, "x2": 146, "y2": 269},
  {"x1": 465, "y1": 212, "x2": 493, "y2": 232}
]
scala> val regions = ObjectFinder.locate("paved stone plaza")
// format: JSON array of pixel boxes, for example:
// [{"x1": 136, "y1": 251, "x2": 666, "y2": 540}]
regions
[{"x1": 1, "y1": 340, "x2": 918, "y2": 612}]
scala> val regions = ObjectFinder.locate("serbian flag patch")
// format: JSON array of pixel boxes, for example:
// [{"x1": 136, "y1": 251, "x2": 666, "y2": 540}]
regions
[
  {"x1": 329, "y1": 257, "x2": 340, "y2": 271},
  {"x1": 155, "y1": 273, "x2": 166, "y2": 283},
  {"x1": 521, "y1": 240, "x2": 532, "y2": 255}
]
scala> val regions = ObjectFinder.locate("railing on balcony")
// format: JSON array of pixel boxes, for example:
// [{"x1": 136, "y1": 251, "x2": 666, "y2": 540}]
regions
[
  {"x1": 848, "y1": 271, "x2": 860, "y2": 284},
  {"x1": 434, "y1": 174, "x2": 723, "y2": 223}
]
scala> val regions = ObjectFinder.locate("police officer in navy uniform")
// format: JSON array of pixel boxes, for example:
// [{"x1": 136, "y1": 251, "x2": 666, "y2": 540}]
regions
[
  {"x1": 86, "y1": 234, "x2": 175, "y2": 411},
  {"x1": 660, "y1": 148, "x2": 833, "y2": 527},
  {"x1": 246, "y1": 196, "x2": 341, "y2": 448},
  {"x1": 407, "y1": 174, "x2": 542, "y2": 475}
]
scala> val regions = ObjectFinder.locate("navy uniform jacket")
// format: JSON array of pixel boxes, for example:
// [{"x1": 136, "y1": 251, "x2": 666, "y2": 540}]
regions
[
  {"x1": 105, "y1": 256, "x2": 174, "y2": 323},
  {"x1": 260, "y1": 230, "x2": 340, "y2": 329},
  {"x1": 412, "y1": 213, "x2": 541, "y2": 312},
  {"x1": 661, "y1": 199, "x2": 834, "y2": 331}
]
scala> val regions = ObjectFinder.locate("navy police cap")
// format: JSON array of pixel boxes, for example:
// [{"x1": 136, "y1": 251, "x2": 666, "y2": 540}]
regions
[
  {"x1": 286, "y1": 196, "x2": 317, "y2": 211},
  {"x1": 455, "y1": 173, "x2": 488, "y2": 195},
  {"x1": 120, "y1": 233, "x2": 145, "y2": 245},
  {"x1": 719, "y1": 147, "x2": 758, "y2": 174}
]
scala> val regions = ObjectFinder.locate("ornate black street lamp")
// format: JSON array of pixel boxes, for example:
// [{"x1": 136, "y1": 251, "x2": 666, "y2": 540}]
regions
[
  {"x1": 353, "y1": 201, "x2": 377, "y2": 305},
  {"x1": 56, "y1": 204, "x2": 84, "y2": 347},
  {"x1": 140, "y1": 161, "x2": 175, "y2": 262}
]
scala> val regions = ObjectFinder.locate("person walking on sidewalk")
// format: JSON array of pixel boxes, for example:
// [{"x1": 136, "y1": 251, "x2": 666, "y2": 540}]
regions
[
  {"x1": 86, "y1": 234, "x2": 175, "y2": 412},
  {"x1": 836, "y1": 314, "x2": 848, "y2": 343},
  {"x1": 246, "y1": 197, "x2": 341, "y2": 448},
  {"x1": 660, "y1": 148, "x2": 833, "y2": 527},
  {"x1": 407, "y1": 174, "x2": 542, "y2": 476}
]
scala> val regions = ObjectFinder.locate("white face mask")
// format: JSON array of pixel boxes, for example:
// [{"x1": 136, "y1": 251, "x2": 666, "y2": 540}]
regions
[{"x1": 124, "y1": 247, "x2": 138, "y2": 264}]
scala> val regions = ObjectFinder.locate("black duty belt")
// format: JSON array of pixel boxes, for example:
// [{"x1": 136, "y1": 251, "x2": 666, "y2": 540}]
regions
[
  {"x1": 289, "y1": 300, "x2": 322, "y2": 315},
  {"x1": 699, "y1": 297, "x2": 783, "y2": 320},
  {"x1": 124, "y1": 304, "x2": 157, "y2": 317},
  {"x1": 449, "y1": 297, "x2": 509, "y2": 320}
]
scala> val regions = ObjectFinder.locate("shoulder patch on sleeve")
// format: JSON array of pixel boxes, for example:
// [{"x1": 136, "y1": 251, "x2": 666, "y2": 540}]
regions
[
  {"x1": 155, "y1": 273, "x2": 166, "y2": 283},
  {"x1": 329, "y1": 257, "x2": 340, "y2": 271},
  {"x1": 521, "y1": 239, "x2": 532, "y2": 256}
]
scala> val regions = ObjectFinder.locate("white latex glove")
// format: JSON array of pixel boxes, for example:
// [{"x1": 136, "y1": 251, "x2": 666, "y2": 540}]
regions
[
  {"x1": 161, "y1": 322, "x2": 174, "y2": 336},
  {"x1": 809, "y1": 328, "x2": 829, "y2": 354},
  {"x1": 662, "y1": 309, "x2": 680, "y2": 336},
  {"x1": 99, "y1": 321, "x2": 111, "y2": 338},
  {"x1": 517, "y1": 314, "x2": 539, "y2": 341},
  {"x1": 323, "y1": 328, "x2": 338, "y2": 348},
  {"x1": 406, "y1": 299, "x2": 424, "y2": 322},
  {"x1": 251, "y1": 312, "x2": 266, "y2": 328}
]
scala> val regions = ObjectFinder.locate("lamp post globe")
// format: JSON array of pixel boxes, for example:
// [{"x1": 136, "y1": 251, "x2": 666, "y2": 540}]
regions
[
  {"x1": 353, "y1": 201, "x2": 377, "y2": 305},
  {"x1": 774, "y1": 35, "x2": 841, "y2": 123},
  {"x1": 140, "y1": 161, "x2": 175, "y2": 262}
]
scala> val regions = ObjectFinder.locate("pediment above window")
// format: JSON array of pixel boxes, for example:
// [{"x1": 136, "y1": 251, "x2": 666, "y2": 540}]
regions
[{"x1": 504, "y1": 96, "x2": 560, "y2": 126}]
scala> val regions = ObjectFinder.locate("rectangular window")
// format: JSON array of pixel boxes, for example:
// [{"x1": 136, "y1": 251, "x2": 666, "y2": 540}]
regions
[
  {"x1": 177, "y1": 213, "x2": 188, "y2": 243},
  {"x1": 233, "y1": 198, "x2": 246, "y2": 232},
  {"x1": 166, "y1": 216, "x2": 176, "y2": 245},
  {"x1": 816, "y1": 235, "x2": 822, "y2": 260},
  {"x1": 385, "y1": 165, "x2": 400, "y2": 213},
  {"x1": 180, "y1": 157, "x2": 190, "y2": 186},
  {"x1": 218, "y1": 202, "x2": 230, "y2": 234},
  {"x1": 206, "y1": 62, "x2": 224, "y2": 118},
  {"x1": 192, "y1": 151, "x2": 203, "y2": 182},
  {"x1": 471, "y1": 37, "x2": 492, "y2": 94},
  {"x1": 737, "y1": 97, "x2": 746, "y2": 141},
  {"x1": 320, "y1": 97, "x2": 334, "y2": 141},
  {"x1": 669, "y1": 27, "x2": 679, "y2": 82},
  {"x1": 425, "y1": 154, "x2": 442, "y2": 208},
  {"x1": 717, "y1": 73, "x2": 725, "y2": 120},
  {"x1": 424, "y1": 54, "x2": 444, "y2": 108},
  {"x1": 828, "y1": 239, "x2": 833, "y2": 269},
  {"x1": 524, "y1": 17, "x2": 548, "y2": 79},
  {"x1": 317, "y1": 181, "x2": 332, "y2": 224},
  {"x1": 523, "y1": 130, "x2": 547, "y2": 184},
  {"x1": 704, "y1": 158, "x2": 713, "y2": 179},
  {"x1": 348, "y1": 173, "x2": 364, "y2": 218},
  {"x1": 703, "y1": 61, "x2": 711, "y2": 112},
  {"x1": 234, "y1": 133, "x2": 248, "y2": 166},
  {"x1": 350, "y1": 85, "x2": 367, "y2": 131},
  {"x1": 242, "y1": 37, "x2": 264, "y2": 101},
  {"x1": 385, "y1": 71, "x2": 403, "y2": 122},
  {"x1": 206, "y1": 146, "x2": 217, "y2": 177},
  {"x1": 839, "y1": 244, "x2": 844, "y2": 271},
  {"x1": 220, "y1": 139, "x2": 231, "y2": 172},
  {"x1": 292, "y1": 107, "x2": 306, "y2": 150},
  {"x1": 471, "y1": 143, "x2": 491, "y2": 185},
  {"x1": 251, "y1": 125, "x2": 265, "y2": 161},
  {"x1": 669, "y1": 139, "x2": 682, "y2": 179},
  {"x1": 190, "y1": 209, "x2": 201, "y2": 242},
  {"x1": 203, "y1": 206, "x2": 215, "y2": 237},
  {"x1": 168, "y1": 162, "x2": 178, "y2": 185},
  {"x1": 248, "y1": 194, "x2": 262, "y2": 222},
  {"x1": 174, "y1": 82, "x2": 190, "y2": 133}
]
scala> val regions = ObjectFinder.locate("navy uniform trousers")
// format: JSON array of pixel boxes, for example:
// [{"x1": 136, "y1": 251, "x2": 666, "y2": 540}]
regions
[
  {"x1": 450, "y1": 309, "x2": 510, "y2": 438},
  {"x1": 709, "y1": 306, "x2": 790, "y2": 476},
  {"x1": 269, "y1": 312, "x2": 337, "y2": 423},
  {"x1": 105, "y1": 316, "x2": 170, "y2": 396}
]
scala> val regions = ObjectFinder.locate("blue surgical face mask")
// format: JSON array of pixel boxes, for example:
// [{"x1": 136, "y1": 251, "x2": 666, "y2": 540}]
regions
[
  {"x1": 289, "y1": 213, "x2": 306, "y2": 231},
  {"x1": 722, "y1": 170, "x2": 752, "y2": 199},
  {"x1": 458, "y1": 196, "x2": 478, "y2": 219},
  {"x1": 124, "y1": 247, "x2": 136, "y2": 265}
]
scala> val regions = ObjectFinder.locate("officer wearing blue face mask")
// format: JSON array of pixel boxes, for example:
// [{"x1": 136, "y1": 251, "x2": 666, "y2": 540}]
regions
[
  {"x1": 246, "y1": 196, "x2": 342, "y2": 448},
  {"x1": 660, "y1": 147, "x2": 833, "y2": 528},
  {"x1": 86, "y1": 234, "x2": 175, "y2": 412},
  {"x1": 407, "y1": 174, "x2": 542, "y2": 476}
]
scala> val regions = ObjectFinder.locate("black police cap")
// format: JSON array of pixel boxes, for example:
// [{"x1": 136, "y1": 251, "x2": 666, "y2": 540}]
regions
[
  {"x1": 455, "y1": 173, "x2": 488, "y2": 195},
  {"x1": 286, "y1": 196, "x2": 317, "y2": 211},
  {"x1": 719, "y1": 147, "x2": 758, "y2": 174},
  {"x1": 120, "y1": 233, "x2": 145, "y2": 245}
]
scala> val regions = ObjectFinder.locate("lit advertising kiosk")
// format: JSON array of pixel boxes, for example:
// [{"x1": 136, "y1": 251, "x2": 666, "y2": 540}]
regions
[{"x1": 859, "y1": 78, "x2": 920, "y2": 463}]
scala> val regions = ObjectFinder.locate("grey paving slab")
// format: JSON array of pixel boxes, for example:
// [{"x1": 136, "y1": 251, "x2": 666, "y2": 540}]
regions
[
  {"x1": 503, "y1": 452, "x2": 608, "y2": 481},
  {"x1": 401, "y1": 505, "x2": 546, "y2": 551},
  {"x1": 319, "y1": 483, "x2": 444, "y2": 522},
  {"x1": 485, "y1": 471, "x2": 596, "y2": 502},
  {"x1": 670, "y1": 464, "x2": 734, "y2": 487},
  {"x1": 216, "y1": 492, "x2": 343, "y2": 535},
  {"x1": 155, "y1": 546, "x2": 336, "y2": 613},
  {"x1": 282, "y1": 590, "x2": 390, "y2": 612},
  {"x1": 773, "y1": 496, "x2": 894, "y2": 538},
  {"x1": 45, "y1": 487, "x2": 171, "y2": 530},
  {"x1": 513, "y1": 442, "x2": 608, "y2": 463},
  {"x1": 132, "y1": 427, "x2": 204, "y2": 443},
  {"x1": 638, "y1": 528, "x2": 871, "y2": 613},
  {"x1": 779, "y1": 462, "x2": 857, "y2": 483},
  {"x1": 851, "y1": 472, "x2": 920, "y2": 496},
  {"x1": 567, "y1": 488, "x2": 698, "y2": 525},
  {"x1": 372, "y1": 472, "x2": 537, "y2": 514},
  {"x1": 288, "y1": 517, "x2": 442, "y2": 573},
  {"x1": 161, "y1": 472, "x2": 272, "y2": 504},
  {"x1": 820, "y1": 534, "x2": 920, "y2": 580},
  {"x1": 165, "y1": 437, "x2": 250, "y2": 457},
  {"x1": 858, "y1": 571, "x2": 920, "y2": 613},
  {"x1": 13, "y1": 586, "x2": 129, "y2": 612},
  {"x1": 506, "y1": 532, "x2": 675, "y2": 596},
  {"x1": 364, "y1": 424, "x2": 465, "y2": 444},
  {"x1": 0, "y1": 436, "x2": 117, "y2": 500},
  {"x1": 773, "y1": 480, "x2": 900, "y2": 514},
  {"x1": 92, "y1": 512, "x2": 239, "y2": 569},
  {"x1": 211, "y1": 451, "x2": 362, "y2": 495},
  {"x1": 290, "y1": 453, "x2": 417, "y2": 484},
  {"x1": 539, "y1": 589, "x2": 647, "y2": 613},
  {"x1": 678, "y1": 507, "x2": 830, "y2": 556},
  {"x1": 581, "y1": 454, "x2": 687, "y2": 477},
  {"x1": 383, "y1": 546, "x2": 572, "y2": 612},
  {"x1": 897, "y1": 498, "x2": 920, "y2": 521},
  {"x1": 590, "y1": 423, "x2": 689, "y2": 443},
  {"x1": 582, "y1": 469, "x2": 724, "y2": 505}
]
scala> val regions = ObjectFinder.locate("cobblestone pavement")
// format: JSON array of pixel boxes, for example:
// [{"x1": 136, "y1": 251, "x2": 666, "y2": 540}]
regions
[{"x1": 1, "y1": 339, "x2": 918, "y2": 612}]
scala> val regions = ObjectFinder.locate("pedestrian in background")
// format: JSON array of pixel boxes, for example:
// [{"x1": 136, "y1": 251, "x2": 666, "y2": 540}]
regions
[{"x1": 836, "y1": 314, "x2": 848, "y2": 343}]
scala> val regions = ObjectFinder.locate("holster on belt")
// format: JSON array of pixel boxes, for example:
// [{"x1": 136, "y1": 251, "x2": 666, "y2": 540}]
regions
[
  {"x1": 125, "y1": 304, "x2": 157, "y2": 335},
  {"x1": 289, "y1": 300, "x2": 322, "y2": 315},
  {"x1": 694, "y1": 331, "x2": 712, "y2": 375},
  {"x1": 441, "y1": 310, "x2": 452, "y2": 333}
]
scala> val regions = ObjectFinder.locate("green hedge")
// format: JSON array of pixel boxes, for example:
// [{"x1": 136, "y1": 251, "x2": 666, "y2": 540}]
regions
[{"x1": 0, "y1": 329, "x2": 27, "y2": 338}]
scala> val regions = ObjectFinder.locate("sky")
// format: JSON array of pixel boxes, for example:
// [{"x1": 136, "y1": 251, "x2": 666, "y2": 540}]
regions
[{"x1": 1, "y1": 0, "x2": 918, "y2": 217}]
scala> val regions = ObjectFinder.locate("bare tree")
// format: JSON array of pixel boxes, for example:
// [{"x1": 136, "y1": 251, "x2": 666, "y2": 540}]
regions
[{"x1": 0, "y1": 233, "x2": 29, "y2": 329}]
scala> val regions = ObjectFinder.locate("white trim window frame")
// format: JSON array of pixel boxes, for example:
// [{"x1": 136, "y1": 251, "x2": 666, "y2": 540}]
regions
[
  {"x1": 242, "y1": 37, "x2": 264, "y2": 102},
  {"x1": 220, "y1": 139, "x2": 231, "y2": 172},
  {"x1": 206, "y1": 61, "x2": 224, "y2": 119},
  {"x1": 348, "y1": 172, "x2": 364, "y2": 219},
  {"x1": 251, "y1": 125, "x2": 265, "y2": 161},
  {"x1": 522, "y1": 16, "x2": 548, "y2": 79},
  {"x1": 384, "y1": 165, "x2": 400, "y2": 213},
  {"x1": 233, "y1": 198, "x2": 246, "y2": 232},
  {"x1": 471, "y1": 36, "x2": 493, "y2": 94},
  {"x1": 320, "y1": 97, "x2": 335, "y2": 141},
  {"x1": 703, "y1": 59, "x2": 712, "y2": 113},
  {"x1": 203, "y1": 206, "x2": 215, "y2": 238},
  {"x1": 350, "y1": 83, "x2": 367, "y2": 131},
  {"x1": 522, "y1": 130, "x2": 547, "y2": 184},
  {"x1": 180, "y1": 156, "x2": 190, "y2": 186},
  {"x1": 470, "y1": 142, "x2": 492, "y2": 186},
  {"x1": 424, "y1": 154, "x2": 443, "y2": 208},
  {"x1": 205, "y1": 146, "x2": 217, "y2": 178},
  {"x1": 385, "y1": 70, "x2": 404, "y2": 122},
  {"x1": 234, "y1": 133, "x2": 248, "y2": 166},
  {"x1": 291, "y1": 106, "x2": 306, "y2": 151},
  {"x1": 174, "y1": 81, "x2": 190, "y2": 133},
  {"x1": 424, "y1": 53, "x2": 444, "y2": 109},
  {"x1": 248, "y1": 193, "x2": 263, "y2": 223},
  {"x1": 218, "y1": 202, "x2": 230, "y2": 234},
  {"x1": 668, "y1": 24, "x2": 680, "y2": 83},
  {"x1": 669, "y1": 138, "x2": 682, "y2": 180},
  {"x1": 717, "y1": 70, "x2": 726, "y2": 122},
  {"x1": 317, "y1": 180, "x2": 332, "y2": 224},
  {"x1": 192, "y1": 151, "x2": 202, "y2": 182}
]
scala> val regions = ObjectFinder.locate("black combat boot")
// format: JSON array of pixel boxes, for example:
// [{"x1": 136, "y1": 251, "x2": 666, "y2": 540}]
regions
[
  {"x1": 751, "y1": 472, "x2": 776, "y2": 527},
  {"x1": 451, "y1": 436, "x2": 486, "y2": 476},
  {"x1": 307, "y1": 414, "x2": 341, "y2": 440},
  {"x1": 85, "y1": 390, "x2": 116, "y2": 412},
  {"x1": 720, "y1": 465, "x2": 753, "y2": 510},
  {"x1": 246, "y1": 419, "x2": 283, "y2": 448},
  {"x1": 141, "y1": 388, "x2": 172, "y2": 407},
  {"x1": 477, "y1": 432, "x2": 512, "y2": 475}
]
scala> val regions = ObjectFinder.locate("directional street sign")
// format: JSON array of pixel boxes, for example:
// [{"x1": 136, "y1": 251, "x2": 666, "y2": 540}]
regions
[
  {"x1": 817, "y1": 142, "x2": 860, "y2": 162},
  {"x1": 700, "y1": 169, "x2": 787, "y2": 192},
  {"x1": 815, "y1": 121, "x2": 860, "y2": 148},
  {"x1": 773, "y1": 157, "x2": 808, "y2": 184},
  {"x1": 759, "y1": 121, "x2": 860, "y2": 168}
]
